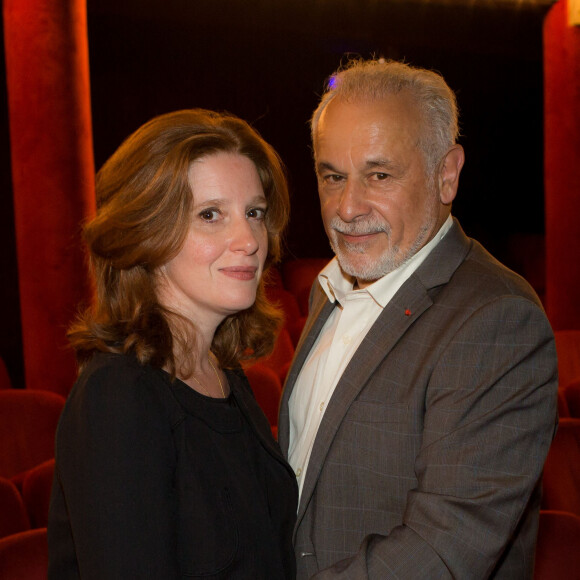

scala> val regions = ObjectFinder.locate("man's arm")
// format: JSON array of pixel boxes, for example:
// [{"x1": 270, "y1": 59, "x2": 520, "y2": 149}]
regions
[{"x1": 313, "y1": 296, "x2": 558, "y2": 579}]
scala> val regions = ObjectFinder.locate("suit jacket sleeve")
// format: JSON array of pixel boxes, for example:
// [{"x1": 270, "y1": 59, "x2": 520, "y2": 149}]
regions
[
  {"x1": 312, "y1": 294, "x2": 558, "y2": 579},
  {"x1": 49, "y1": 358, "x2": 180, "y2": 579}
]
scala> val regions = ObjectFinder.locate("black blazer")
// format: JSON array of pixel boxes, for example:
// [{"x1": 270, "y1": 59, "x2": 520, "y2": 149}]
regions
[{"x1": 48, "y1": 352, "x2": 297, "y2": 579}]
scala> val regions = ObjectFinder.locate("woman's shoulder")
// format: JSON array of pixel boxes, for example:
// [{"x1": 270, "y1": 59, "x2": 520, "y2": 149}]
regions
[
  {"x1": 81, "y1": 350, "x2": 148, "y2": 380},
  {"x1": 74, "y1": 351, "x2": 151, "y2": 396},
  {"x1": 56, "y1": 353, "x2": 183, "y2": 478},
  {"x1": 66, "y1": 351, "x2": 184, "y2": 425}
]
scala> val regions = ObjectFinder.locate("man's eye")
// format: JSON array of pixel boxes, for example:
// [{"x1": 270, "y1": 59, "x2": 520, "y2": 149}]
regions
[
  {"x1": 323, "y1": 174, "x2": 344, "y2": 183},
  {"x1": 247, "y1": 207, "x2": 267, "y2": 220},
  {"x1": 199, "y1": 209, "x2": 219, "y2": 221},
  {"x1": 373, "y1": 173, "x2": 389, "y2": 180}
]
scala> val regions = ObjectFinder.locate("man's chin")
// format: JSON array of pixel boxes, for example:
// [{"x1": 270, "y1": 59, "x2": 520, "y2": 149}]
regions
[
  {"x1": 335, "y1": 249, "x2": 401, "y2": 282},
  {"x1": 336, "y1": 254, "x2": 375, "y2": 280}
]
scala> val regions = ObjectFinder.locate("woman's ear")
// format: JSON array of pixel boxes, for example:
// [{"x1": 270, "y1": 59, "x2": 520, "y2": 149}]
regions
[{"x1": 438, "y1": 144, "x2": 465, "y2": 205}]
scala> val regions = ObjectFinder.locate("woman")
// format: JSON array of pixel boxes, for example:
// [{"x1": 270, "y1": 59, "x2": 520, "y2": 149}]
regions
[{"x1": 48, "y1": 109, "x2": 298, "y2": 579}]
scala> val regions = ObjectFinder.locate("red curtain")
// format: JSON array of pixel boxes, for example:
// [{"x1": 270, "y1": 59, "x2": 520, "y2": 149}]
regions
[
  {"x1": 3, "y1": 0, "x2": 95, "y2": 395},
  {"x1": 544, "y1": 0, "x2": 580, "y2": 331}
]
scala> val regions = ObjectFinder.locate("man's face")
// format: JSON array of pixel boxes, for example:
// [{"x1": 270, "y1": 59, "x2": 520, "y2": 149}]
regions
[{"x1": 314, "y1": 95, "x2": 448, "y2": 288}]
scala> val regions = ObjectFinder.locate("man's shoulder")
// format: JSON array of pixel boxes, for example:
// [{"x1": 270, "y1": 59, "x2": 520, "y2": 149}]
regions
[
  {"x1": 419, "y1": 220, "x2": 542, "y2": 307},
  {"x1": 459, "y1": 238, "x2": 541, "y2": 304}
]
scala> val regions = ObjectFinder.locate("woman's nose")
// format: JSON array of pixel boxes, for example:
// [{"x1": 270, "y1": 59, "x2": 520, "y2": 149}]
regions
[{"x1": 230, "y1": 218, "x2": 260, "y2": 254}]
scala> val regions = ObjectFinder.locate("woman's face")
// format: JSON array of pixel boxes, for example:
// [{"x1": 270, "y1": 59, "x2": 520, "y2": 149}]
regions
[{"x1": 157, "y1": 152, "x2": 269, "y2": 332}]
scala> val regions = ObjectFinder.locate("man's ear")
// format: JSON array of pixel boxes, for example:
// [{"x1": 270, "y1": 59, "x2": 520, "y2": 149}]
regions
[{"x1": 438, "y1": 144, "x2": 465, "y2": 205}]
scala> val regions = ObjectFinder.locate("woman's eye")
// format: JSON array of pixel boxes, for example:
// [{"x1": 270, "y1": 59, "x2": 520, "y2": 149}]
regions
[
  {"x1": 199, "y1": 209, "x2": 220, "y2": 222},
  {"x1": 247, "y1": 207, "x2": 267, "y2": 220}
]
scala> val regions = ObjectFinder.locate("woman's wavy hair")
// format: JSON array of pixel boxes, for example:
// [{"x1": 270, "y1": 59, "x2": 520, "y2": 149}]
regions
[{"x1": 68, "y1": 109, "x2": 290, "y2": 377}]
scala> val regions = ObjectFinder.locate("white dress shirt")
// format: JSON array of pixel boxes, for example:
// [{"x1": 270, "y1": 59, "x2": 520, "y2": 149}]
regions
[{"x1": 288, "y1": 216, "x2": 453, "y2": 499}]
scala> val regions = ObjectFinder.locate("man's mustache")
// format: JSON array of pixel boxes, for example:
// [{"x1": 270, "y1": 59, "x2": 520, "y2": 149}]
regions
[{"x1": 329, "y1": 217, "x2": 390, "y2": 236}]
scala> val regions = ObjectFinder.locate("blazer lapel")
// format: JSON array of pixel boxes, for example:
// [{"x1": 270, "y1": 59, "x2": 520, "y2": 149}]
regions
[
  {"x1": 295, "y1": 276, "x2": 434, "y2": 525},
  {"x1": 294, "y1": 218, "x2": 473, "y2": 526}
]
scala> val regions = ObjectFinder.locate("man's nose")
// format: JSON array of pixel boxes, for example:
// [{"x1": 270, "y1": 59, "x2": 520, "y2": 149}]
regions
[{"x1": 336, "y1": 179, "x2": 370, "y2": 222}]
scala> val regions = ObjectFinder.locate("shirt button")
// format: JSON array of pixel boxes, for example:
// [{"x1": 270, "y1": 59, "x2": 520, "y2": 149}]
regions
[
  {"x1": 319, "y1": 401, "x2": 325, "y2": 412},
  {"x1": 342, "y1": 335, "x2": 352, "y2": 345},
  {"x1": 296, "y1": 467, "x2": 302, "y2": 478}
]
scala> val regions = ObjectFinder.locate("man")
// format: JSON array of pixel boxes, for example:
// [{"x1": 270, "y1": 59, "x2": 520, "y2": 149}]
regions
[{"x1": 278, "y1": 59, "x2": 558, "y2": 579}]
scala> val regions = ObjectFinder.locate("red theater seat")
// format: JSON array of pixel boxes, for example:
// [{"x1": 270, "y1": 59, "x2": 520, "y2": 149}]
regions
[
  {"x1": 563, "y1": 380, "x2": 580, "y2": 418},
  {"x1": 257, "y1": 327, "x2": 295, "y2": 384},
  {"x1": 554, "y1": 330, "x2": 580, "y2": 388},
  {"x1": 265, "y1": 284, "x2": 306, "y2": 346},
  {"x1": 282, "y1": 258, "x2": 330, "y2": 317},
  {"x1": 0, "y1": 528, "x2": 48, "y2": 580},
  {"x1": 542, "y1": 418, "x2": 580, "y2": 517},
  {"x1": 0, "y1": 477, "x2": 30, "y2": 540},
  {"x1": 0, "y1": 390, "x2": 65, "y2": 487},
  {"x1": 557, "y1": 389, "x2": 570, "y2": 418},
  {"x1": 22, "y1": 459, "x2": 55, "y2": 529},
  {"x1": 245, "y1": 364, "x2": 282, "y2": 429},
  {"x1": 534, "y1": 510, "x2": 580, "y2": 579}
]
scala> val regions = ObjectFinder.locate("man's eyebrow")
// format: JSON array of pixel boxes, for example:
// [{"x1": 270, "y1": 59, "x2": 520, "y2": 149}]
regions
[
  {"x1": 364, "y1": 158, "x2": 396, "y2": 170},
  {"x1": 316, "y1": 158, "x2": 398, "y2": 175},
  {"x1": 315, "y1": 161, "x2": 340, "y2": 175}
]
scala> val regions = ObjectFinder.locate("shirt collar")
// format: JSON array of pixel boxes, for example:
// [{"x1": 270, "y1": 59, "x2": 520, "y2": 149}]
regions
[{"x1": 318, "y1": 215, "x2": 454, "y2": 308}]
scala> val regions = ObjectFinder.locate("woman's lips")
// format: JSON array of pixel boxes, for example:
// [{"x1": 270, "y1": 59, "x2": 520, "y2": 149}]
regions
[{"x1": 219, "y1": 266, "x2": 258, "y2": 281}]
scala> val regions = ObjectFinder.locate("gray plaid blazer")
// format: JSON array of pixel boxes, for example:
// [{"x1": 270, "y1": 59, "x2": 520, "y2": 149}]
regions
[{"x1": 278, "y1": 219, "x2": 558, "y2": 579}]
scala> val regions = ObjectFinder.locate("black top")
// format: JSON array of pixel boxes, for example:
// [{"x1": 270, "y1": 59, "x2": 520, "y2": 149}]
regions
[{"x1": 48, "y1": 351, "x2": 297, "y2": 579}]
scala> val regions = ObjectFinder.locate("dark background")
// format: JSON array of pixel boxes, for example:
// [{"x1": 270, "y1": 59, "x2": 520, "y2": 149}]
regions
[{"x1": 0, "y1": 0, "x2": 552, "y2": 387}]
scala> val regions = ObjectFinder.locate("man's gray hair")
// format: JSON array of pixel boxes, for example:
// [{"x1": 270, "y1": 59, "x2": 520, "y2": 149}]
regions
[{"x1": 311, "y1": 59, "x2": 460, "y2": 173}]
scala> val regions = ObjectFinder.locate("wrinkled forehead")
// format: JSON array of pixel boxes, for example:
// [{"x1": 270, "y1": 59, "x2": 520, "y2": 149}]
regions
[{"x1": 313, "y1": 94, "x2": 424, "y2": 159}]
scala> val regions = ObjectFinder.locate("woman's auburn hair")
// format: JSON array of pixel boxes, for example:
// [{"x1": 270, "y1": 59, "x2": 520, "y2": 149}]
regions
[{"x1": 68, "y1": 109, "x2": 290, "y2": 376}]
